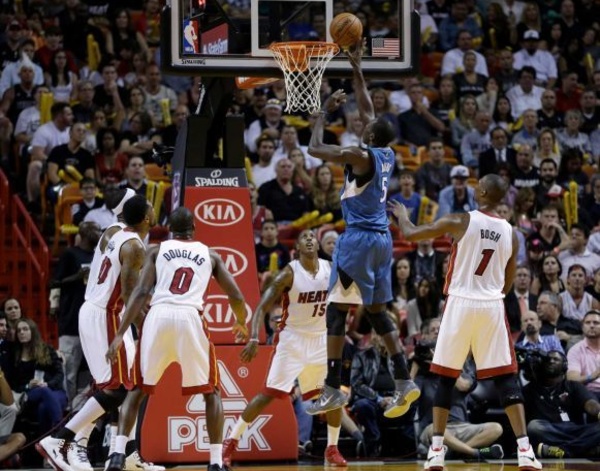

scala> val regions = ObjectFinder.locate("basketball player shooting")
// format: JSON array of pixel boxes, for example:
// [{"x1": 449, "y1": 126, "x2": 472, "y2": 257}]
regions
[
  {"x1": 306, "y1": 39, "x2": 419, "y2": 419},
  {"x1": 388, "y1": 174, "x2": 542, "y2": 471}
]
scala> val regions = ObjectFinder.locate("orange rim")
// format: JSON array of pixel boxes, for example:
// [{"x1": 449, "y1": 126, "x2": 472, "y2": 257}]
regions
[
  {"x1": 235, "y1": 76, "x2": 280, "y2": 90},
  {"x1": 269, "y1": 41, "x2": 340, "y2": 73}
]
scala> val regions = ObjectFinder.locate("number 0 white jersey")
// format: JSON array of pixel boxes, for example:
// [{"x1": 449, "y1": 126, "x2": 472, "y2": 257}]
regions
[
  {"x1": 84, "y1": 228, "x2": 143, "y2": 312},
  {"x1": 280, "y1": 259, "x2": 331, "y2": 335},
  {"x1": 444, "y1": 210, "x2": 513, "y2": 300},
  {"x1": 151, "y1": 239, "x2": 212, "y2": 311}
]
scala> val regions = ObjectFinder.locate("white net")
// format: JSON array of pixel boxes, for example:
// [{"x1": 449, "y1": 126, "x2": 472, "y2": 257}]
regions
[{"x1": 269, "y1": 42, "x2": 340, "y2": 114}]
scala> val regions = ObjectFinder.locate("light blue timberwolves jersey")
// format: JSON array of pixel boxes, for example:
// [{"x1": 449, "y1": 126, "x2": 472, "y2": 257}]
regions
[{"x1": 340, "y1": 147, "x2": 395, "y2": 231}]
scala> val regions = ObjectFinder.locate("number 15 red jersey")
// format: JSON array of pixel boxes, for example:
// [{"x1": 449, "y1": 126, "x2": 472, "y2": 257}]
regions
[
  {"x1": 444, "y1": 210, "x2": 513, "y2": 300},
  {"x1": 151, "y1": 239, "x2": 212, "y2": 310}
]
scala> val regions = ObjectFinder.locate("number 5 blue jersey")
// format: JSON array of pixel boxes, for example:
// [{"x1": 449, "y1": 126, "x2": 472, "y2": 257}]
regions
[{"x1": 340, "y1": 146, "x2": 395, "y2": 231}]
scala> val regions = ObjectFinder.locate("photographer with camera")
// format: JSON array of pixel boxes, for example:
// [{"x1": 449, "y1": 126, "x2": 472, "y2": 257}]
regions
[
  {"x1": 523, "y1": 349, "x2": 600, "y2": 459},
  {"x1": 412, "y1": 319, "x2": 505, "y2": 460}
]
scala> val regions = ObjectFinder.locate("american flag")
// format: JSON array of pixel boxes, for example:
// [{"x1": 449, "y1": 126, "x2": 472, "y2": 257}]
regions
[{"x1": 371, "y1": 38, "x2": 400, "y2": 57}]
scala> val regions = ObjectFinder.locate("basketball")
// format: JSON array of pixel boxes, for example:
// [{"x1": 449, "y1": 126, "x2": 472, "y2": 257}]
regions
[{"x1": 330, "y1": 13, "x2": 363, "y2": 48}]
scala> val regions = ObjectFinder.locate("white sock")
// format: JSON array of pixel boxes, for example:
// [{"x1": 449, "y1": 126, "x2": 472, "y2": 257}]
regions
[
  {"x1": 517, "y1": 436, "x2": 530, "y2": 451},
  {"x1": 432, "y1": 435, "x2": 444, "y2": 450},
  {"x1": 109, "y1": 425, "x2": 118, "y2": 455},
  {"x1": 64, "y1": 398, "x2": 105, "y2": 435},
  {"x1": 115, "y1": 435, "x2": 128, "y2": 455},
  {"x1": 209, "y1": 444, "x2": 223, "y2": 466},
  {"x1": 230, "y1": 418, "x2": 250, "y2": 440},
  {"x1": 327, "y1": 425, "x2": 341, "y2": 447},
  {"x1": 74, "y1": 422, "x2": 96, "y2": 446}
]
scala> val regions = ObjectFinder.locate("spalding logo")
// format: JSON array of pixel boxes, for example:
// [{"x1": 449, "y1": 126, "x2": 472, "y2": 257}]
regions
[
  {"x1": 194, "y1": 198, "x2": 244, "y2": 227},
  {"x1": 203, "y1": 294, "x2": 252, "y2": 332},
  {"x1": 213, "y1": 247, "x2": 248, "y2": 277}
]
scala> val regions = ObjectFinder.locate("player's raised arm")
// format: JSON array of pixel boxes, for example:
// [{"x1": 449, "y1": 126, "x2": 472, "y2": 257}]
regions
[
  {"x1": 106, "y1": 246, "x2": 158, "y2": 363},
  {"x1": 210, "y1": 249, "x2": 249, "y2": 343},
  {"x1": 388, "y1": 199, "x2": 469, "y2": 241},
  {"x1": 308, "y1": 90, "x2": 370, "y2": 172},
  {"x1": 503, "y1": 228, "x2": 520, "y2": 295},
  {"x1": 347, "y1": 39, "x2": 374, "y2": 125},
  {"x1": 240, "y1": 265, "x2": 294, "y2": 363}
]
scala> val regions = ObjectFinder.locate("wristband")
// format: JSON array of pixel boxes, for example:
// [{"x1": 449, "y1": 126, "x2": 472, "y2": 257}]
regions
[{"x1": 248, "y1": 338, "x2": 259, "y2": 343}]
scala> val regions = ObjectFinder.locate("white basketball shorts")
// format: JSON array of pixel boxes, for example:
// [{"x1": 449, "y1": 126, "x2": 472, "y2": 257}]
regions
[
  {"x1": 264, "y1": 329, "x2": 326, "y2": 400},
  {"x1": 431, "y1": 295, "x2": 517, "y2": 379},
  {"x1": 135, "y1": 304, "x2": 218, "y2": 395},
  {"x1": 78, "y1": 301, "x2": 135, "y2": 389}
]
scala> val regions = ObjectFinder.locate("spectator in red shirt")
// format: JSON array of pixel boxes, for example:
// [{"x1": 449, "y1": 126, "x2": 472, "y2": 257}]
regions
[{"x1": 555, "y1": 71, "x2": 582, "y2": 113}]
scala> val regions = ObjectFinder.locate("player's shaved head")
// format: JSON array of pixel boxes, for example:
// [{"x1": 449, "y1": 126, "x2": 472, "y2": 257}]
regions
[
  {"x1": 480, "y1": 174, "x2": 507, "y2": 204},
  {"x1": 169, "y1": 207, "x2": 194, "y2": 235}
]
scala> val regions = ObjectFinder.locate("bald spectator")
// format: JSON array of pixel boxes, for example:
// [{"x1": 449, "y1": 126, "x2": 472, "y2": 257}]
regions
[
  {"x1": 258, "y1": 159, "x2": 310, "y2": 223},
  {"x1": 506, "y1": 67, "x2": 545, "y2": 119},
  {"x1": 537, "y1": 90, "x2": 564, "y2": 130},
  {"x1": 513, "y1": 30, "x2": 557, "y2": 88},
  {"x1": 460, "y1": 111, "x2": 491, "y2": 167},
  {"x1": 441, "y1": 30, "x2": 488, "y2": 77},
  {"x1": 161, "y1": 104, "x2": 189, "y2": 147},
  {"x1": 515, "y1": 310, "x2": 564, "y2": 354},
  {"x1": 512, "y1": 145, "x2": 539, "y2": 189}
]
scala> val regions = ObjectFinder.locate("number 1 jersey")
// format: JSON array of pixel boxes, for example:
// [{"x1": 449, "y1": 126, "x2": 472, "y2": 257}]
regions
[
  {"x1": 151, "y1": 239, "x2": 212, "y2": 310},
  {"x1": 444, "y1": 210, "x2": 513, "y2": 300}
]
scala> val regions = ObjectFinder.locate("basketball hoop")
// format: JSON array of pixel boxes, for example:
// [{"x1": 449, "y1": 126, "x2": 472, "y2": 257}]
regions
[{"x1": 269, "y1": 41, "x2": 339, "y2": 114}]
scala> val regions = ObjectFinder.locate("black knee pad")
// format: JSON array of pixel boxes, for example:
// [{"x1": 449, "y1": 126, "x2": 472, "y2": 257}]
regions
[
  {"x1": 494, "y1": 374, "x2": 524, "y2": 407},
  {"x1": 433, "y1": 375, "x2": 456, "y2": 410},
  {"x1": 326, "y1": 304, "x2": 347, "y2": 336},
  {"x1": 365, "y1": 311, "x2": 396, "y2": 336},
  {"x1": 94, "y1": 387, "x2": 128, "y2": 412}
]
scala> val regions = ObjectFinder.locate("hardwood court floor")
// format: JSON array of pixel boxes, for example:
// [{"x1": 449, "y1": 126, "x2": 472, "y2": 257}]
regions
[{"x1": 25, "y1": 459, "x2": 600, "y2": 470}]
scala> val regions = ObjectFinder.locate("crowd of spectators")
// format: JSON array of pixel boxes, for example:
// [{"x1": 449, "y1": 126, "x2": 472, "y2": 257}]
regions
[{"x1": 0, "y1": 0, "x2": 599, "y2": 466}]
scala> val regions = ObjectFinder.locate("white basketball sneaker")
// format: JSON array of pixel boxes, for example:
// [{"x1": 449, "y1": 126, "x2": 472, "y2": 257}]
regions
[
  {"x1": 36, "y1": 436, "x2": 73, "y2": 471},
  {"x1": 424, "y1": 445, "x2": 447, "y2": 471},
  {"x1": 518, "y1": 445, "x2": 543, "y2": 470},
  {"x1": 67, "y1": 440, "x2": 93, "y2": 471},
  {"x1": 124, "y1": 450, "x2": 165, "y2": 471}
]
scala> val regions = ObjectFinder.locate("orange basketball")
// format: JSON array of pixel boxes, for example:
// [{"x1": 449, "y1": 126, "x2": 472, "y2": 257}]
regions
[{"x1": 330, "y1": 13, "x2": 363, "y2": 48}]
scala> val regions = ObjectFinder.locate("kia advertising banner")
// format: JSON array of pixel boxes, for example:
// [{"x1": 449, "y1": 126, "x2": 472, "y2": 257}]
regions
[
  {"x1": 140, "y1": 346, "x2": 298, "y2": 463},
  {"x1": 184, "y1": 168, "x2": 263, "y2": 344}
]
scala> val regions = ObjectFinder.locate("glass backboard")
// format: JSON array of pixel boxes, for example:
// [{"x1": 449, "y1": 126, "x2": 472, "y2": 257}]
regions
[{"x1": 163, "y1": 0, "x2": 420, "y2": 79}]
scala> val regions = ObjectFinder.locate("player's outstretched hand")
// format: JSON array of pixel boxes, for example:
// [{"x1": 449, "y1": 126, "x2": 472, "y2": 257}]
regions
[
  {"x1": 346, "y1": 38, "x2": 366, "y2": 68},
  {"x1": 323, "y1": 89, "x2": 347, "y2": 113},
  {"x1": 240, "y1": 340, "x2": 258, "y2": 363},
  {"x1": 232, "y1": 320, "x2": 249, "y2": 344},
  {"x1": 387, "y1": 199, "x2": 409, "y2": 221},
  {"x1": 106, "y1": 334, "x2": 124, "y2": 364}
]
